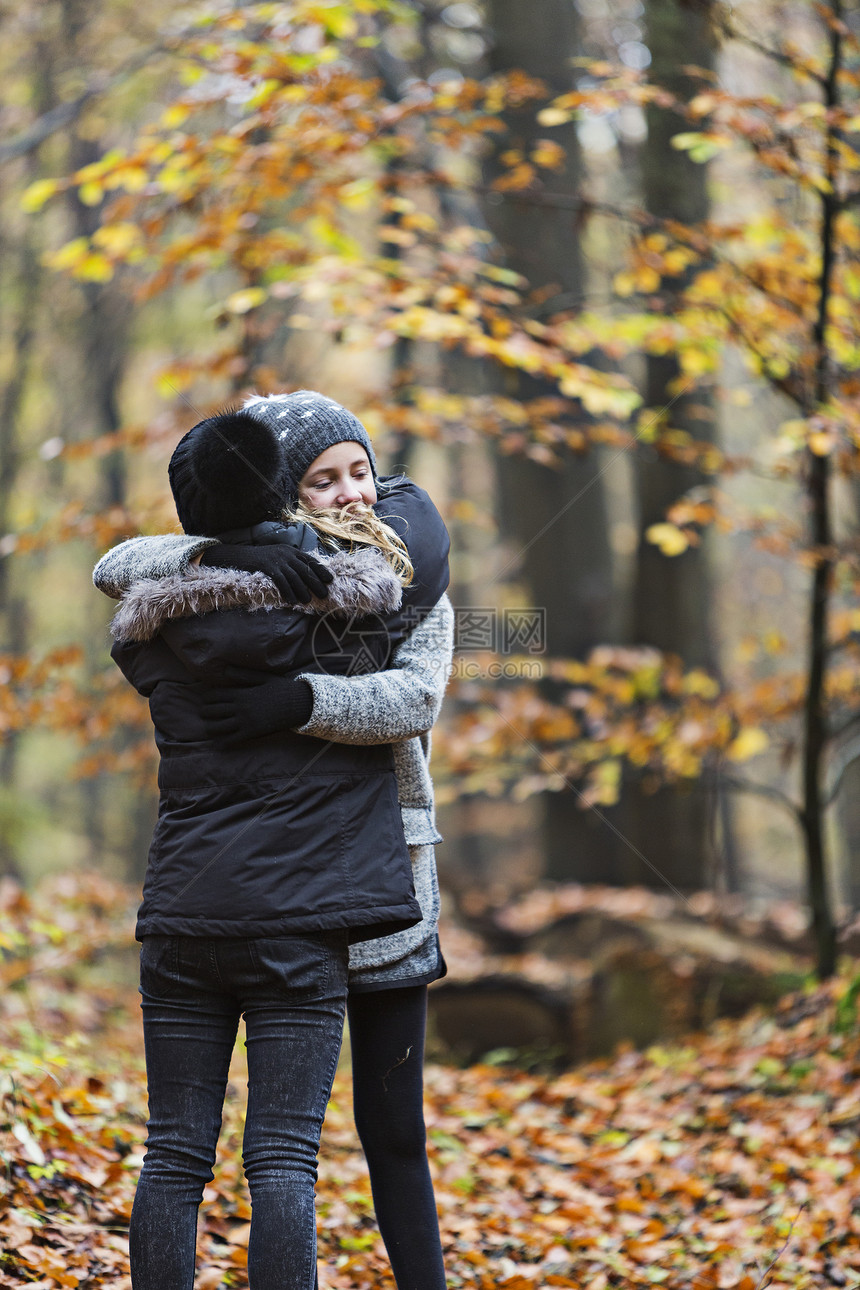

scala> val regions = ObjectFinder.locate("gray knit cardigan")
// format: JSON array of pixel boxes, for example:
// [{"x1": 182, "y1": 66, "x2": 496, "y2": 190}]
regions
[{"x1": 93, "y1": 534, "x2": 454, "y2": 972}]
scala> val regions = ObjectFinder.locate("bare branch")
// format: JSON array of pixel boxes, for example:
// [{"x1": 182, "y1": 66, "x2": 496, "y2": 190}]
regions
[
  {"x1": 471, "y1": 183, "x2": 812, "y2": 318},
  {"x1": 754, "y1": 1204, "x2": 808, "y2": 1290},
  {"x1": 714, "y1": 9, "x2": 827, "y2": 86},
  {"x1": 712, "y1": 773, "x2": 803, "y2": 823},
  {"x1": 0, "y1": 43, "x2": 167, "y2": 166},
  {"x1": 828, "y1": 708, "x2": 860, "y2": 741}
]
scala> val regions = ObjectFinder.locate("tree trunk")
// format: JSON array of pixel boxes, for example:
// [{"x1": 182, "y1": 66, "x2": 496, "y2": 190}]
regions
[
  {"x1": 835, "y1": 738, "x2": 860, "y2": 911},
  {"x1": 622, "y1": 0, "x2": 721, "y2": 892},
  {"x1": 59, "y1": 0, "x2": 137, "y2": 871},
  {"x1": 801, "y1": 3, "x2": 841, "y2": 979},
  {"x1": 0, "y1": 19, "x2": 53, "y2": 876},
  {"x1": 482, "y1": 0, "x2": 620, "y2": 883}
]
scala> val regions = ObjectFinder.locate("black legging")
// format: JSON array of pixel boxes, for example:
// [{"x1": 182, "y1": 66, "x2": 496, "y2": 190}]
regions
[{"x1": 345, "y1": 985, "x2": 446, "y2": 1290}]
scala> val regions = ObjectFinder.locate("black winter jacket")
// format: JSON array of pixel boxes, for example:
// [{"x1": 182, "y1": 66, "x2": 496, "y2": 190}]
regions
[{"x1": 111, "y1": 480, "x2": 450, "y2": 943}]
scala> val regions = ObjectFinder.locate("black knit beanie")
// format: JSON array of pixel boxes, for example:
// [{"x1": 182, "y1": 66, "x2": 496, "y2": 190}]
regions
[{"x1": 168, "y1": 410, "x2": 291, "y2": 536}]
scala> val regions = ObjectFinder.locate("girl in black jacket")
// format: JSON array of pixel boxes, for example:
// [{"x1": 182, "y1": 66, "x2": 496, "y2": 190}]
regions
[{"x1": 112, "y1": 395, "x2": 449, "y2": 1290}]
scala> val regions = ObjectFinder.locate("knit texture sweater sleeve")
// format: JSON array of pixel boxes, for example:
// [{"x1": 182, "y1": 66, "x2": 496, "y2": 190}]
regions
[
  {"x1": 296, "y1": 594, "x2": 454, "y2": 745},
  {"x1": 92, "y1": 534, "x2": 220, "y2": 600}
]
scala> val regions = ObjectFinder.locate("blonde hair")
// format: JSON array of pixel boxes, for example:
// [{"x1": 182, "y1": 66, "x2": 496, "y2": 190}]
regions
[{"x1": 284, "y1": 500, "x2": 414, "y2": 587}]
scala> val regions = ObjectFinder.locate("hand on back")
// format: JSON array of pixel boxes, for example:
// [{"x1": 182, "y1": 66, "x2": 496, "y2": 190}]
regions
[{"x1": 200, "y1": 543, "x2": 333, "y2": 604}]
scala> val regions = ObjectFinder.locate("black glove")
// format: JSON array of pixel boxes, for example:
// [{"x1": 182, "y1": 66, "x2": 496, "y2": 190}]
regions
[
  {"x1": 199, "y1": 543, "x2": 333, "y2": 604},
  {"x1": 197, "y1": 675, "x2": 315, "y2": 742}
]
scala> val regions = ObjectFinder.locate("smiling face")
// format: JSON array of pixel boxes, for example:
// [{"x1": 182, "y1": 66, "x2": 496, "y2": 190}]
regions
[{"x1": 297, "y1": 441, "x2": 377, "y2": 510}]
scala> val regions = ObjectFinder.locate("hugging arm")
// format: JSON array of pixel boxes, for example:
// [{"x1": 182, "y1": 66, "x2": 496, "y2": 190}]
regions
[
  {"x1": 97, "y1": 476, "x2": 452, "y2": 745},
  {"x1": 196, "y1": 596, "x2": 454, "y2": 746},
  {"x1": 93, "y1": 533, "x2": 330, "y2": 605},
  {"x1": 93, "y1": 535, "x2": 219, "y2": 600},
  {"x1": 92, "y1": 477, "x2": 447, "y2": 614},
  {"x1": 296, "y1": 596, "x2": 454, "y2": 745},
  {"x1": 374, "y1": 477, "x2": 450, "y2": 636}
]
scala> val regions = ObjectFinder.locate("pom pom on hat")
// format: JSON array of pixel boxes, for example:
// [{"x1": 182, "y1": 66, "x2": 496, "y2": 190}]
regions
[{"x1": 168, "y1": 410, "x2": 290, "y2": 536}]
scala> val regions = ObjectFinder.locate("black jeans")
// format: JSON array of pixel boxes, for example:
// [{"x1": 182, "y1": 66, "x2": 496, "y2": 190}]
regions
[{"x1": 130, "y1": 933, "x2": 348, "y2": 1290}]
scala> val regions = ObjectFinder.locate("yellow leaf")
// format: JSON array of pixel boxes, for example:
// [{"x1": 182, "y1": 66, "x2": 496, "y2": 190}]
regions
[
  {"x1": 75, "y1": 253, "x2": 114, "y2": 282},
  {"x1": 537, "y1": 107, "x2": 572, "y2": 127},
  {"x1": 224, "y1": 287, "x2": 267, "y2": 314},
  {"x1": 162, "y1": 103, "x2": 191, "y2": 128},
  {"x1": 593, "y1": 760, "x2": 621, "y2": 806},
  {"x1": 531, "y1": 139, "x2": 566, "y2": 170},
  {"x1": 78, "y1": 181, "x2": 104, "y2": 207},
  {"x1": 340, "y1": 177, "x2": 376, "y2": 210},
  {"x1": 682, "y1": 669, "x2": 720, "y2": 699},
  {"x1": 679, "y1": 345, "x2": 718, "y2": 377},
  {"x1": 322, "y1": 8, "x2": 357, "y2": 39},
  {"x1": 112, "y1": 165, "x2": 149, "y2": 192},
  {"x1": 614, "y1": 272, "x2": 637, "y2": 298},
  {"x1": 44, "y1": 237, "x2": 89, "y2": 270},
  {"x1": 158, "y1": 165, "x2": 192, "y2": 194},
  {"x1": 809, "y1": 431, "x2": 835, "y2": 456},
  {"x1": 727, "y1": 728, "x2": 769, "y2": 761},
  {"x1": 248, "y1": 79, "x2": 282, "y2": 109},
  {"x1": 74, "y1": 160, "x2": 109, "y2": 183},
  {"x1": 157, "y1": 369, "x2": 193, "y2": 398},
  {"x1": 688, "y1": 94, "x2": 718, "y2": 116},
  {"x1": 636, "y1": 265, "x2": 661, "y2": 293},
  {"x1": 92, "y1": 223, "x2": 141, "y2": 256},
  {"x1": 686, "y1": 268, "x2": 723, "y2": 300},
  {"x1": 20, "y1": 178, "x2": 59, "y2": 213},
  {"x1": 645, "y1": 523, "x2": 689, "y2": 556},
  {"x1": 779, "y1": 418, "x2": 808, "y2": 441},
  {"x1": 808, "y1": 171, "x2": 834, "y2": 194},
  {"x1": 180, "y1": 64, "x2": 204, "y2": 87}
]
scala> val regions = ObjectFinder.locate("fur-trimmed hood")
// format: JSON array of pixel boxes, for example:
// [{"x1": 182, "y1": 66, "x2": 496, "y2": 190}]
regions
[{"x1": 111, "y1": 546, "x2": 402, "y2": 643}]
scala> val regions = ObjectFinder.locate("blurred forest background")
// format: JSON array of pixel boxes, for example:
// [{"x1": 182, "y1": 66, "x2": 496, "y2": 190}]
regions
[{"x1": 2, "y1": 0, "x2": 860, "y2": 1056}]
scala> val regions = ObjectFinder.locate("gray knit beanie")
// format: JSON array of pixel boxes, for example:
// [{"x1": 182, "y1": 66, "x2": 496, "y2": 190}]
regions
[{"x1": 242, "y1": 390, "x2": 378, "y2": 505}]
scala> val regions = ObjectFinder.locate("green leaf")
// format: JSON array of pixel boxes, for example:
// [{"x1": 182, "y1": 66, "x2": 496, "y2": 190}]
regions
[
  {"x1": 670, "y1": 131, "x2": 729, "y2": 163},
  {"x1": 339, "y1": 1233, "x2": 376, "y2": 1251}
]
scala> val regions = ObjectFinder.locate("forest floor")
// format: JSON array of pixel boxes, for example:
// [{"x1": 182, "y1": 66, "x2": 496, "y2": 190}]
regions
[{"x1": 1, "y1": 875, "x2": 859, "y2": 1290}]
